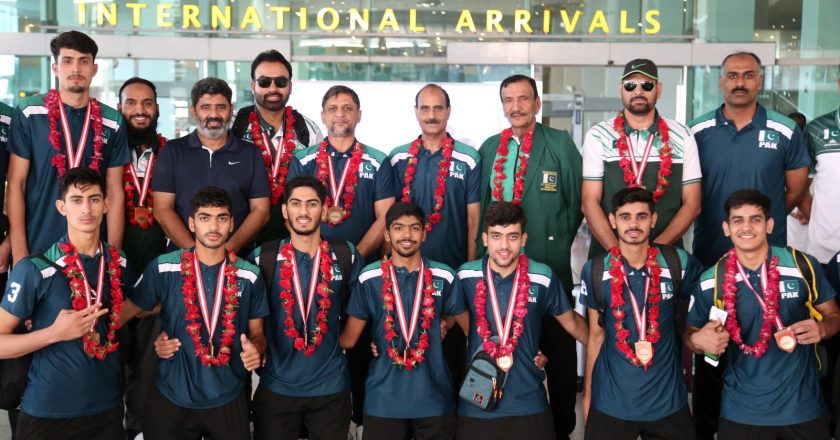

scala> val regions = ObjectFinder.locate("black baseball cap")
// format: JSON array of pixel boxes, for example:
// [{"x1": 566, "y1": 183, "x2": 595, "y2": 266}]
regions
[{"x1": 622, "y1": 59, "x2": 658, "y2": 81}]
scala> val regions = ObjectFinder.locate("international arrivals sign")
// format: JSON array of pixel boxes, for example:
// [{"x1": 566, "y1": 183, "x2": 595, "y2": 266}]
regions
[{"x1": 76, "y1": 2, "x2": 663, "y2": 35}]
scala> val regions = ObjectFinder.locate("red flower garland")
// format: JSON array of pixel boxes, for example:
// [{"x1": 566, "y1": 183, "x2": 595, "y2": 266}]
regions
[
  {"x1": 491, "y1": 128, "x2": 533, "y2": 205},
  {"x1": 315, "y1": 140, "x2": 365, "y2": 226},
  {"x1": 613, "y1": 114, "x2": 673, "y2": 203},
  {"x1": 474, "y1": 255, "x2": 531, "y2": 359},
  {"x1": 250, "y1": 108, "x2": 297, "y2": 205},
  {"x1": 180, "y1": 250, "x2": 240, "y2": 367},
  {"x1": 722, "y1": 249, "x2": 781, "y2": 358},
  {"x1": 59, "y1": 242, "x2": 124, "y2": 360},
  {"x1": 380, "y1": 257, "x2": 436, "y2": 370},
  {"x1": 400, "y1": 136, "x2": 454, "y2": 232},
  {"x1": 124, "y1": 135, "x2": 166, "y2": 229},
  {"x1": 607, "y1": 246, "x2": 662, "y2": 369},
  {"x1": 278, "y1": 241, "x2": 334, "y2": 356},
  {"x1": 44, "y1": 89, "x2": 104, "y2": 177}
]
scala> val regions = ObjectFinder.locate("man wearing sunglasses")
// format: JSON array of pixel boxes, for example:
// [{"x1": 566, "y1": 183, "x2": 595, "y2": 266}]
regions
[
  {"x1": 232, "y1": 50, "x2": 324, "y2": 245},
  {"x1": 688, "y1": 51, "x2": 810, "y2": 440},
  {"x1": 582, "y1": 59, "x2": 701, "y2": 259}
]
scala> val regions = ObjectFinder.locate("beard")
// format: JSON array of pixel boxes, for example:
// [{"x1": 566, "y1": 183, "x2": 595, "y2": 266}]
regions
[
  {"x1": 624, "y1": 98, "x2": 655, "y2": 116},
  {"x1": 288, "y1": 216, "x2": 320, "y2": 236},
  {"x1": 196, "y1": 117, "x2": 229, "y2": 140},
  {"x1": 256, "y1": 92, "x2": 288, "y2": 111},
  {"x1": 127, "y1": 117, "x2": 159, "y2": 148}
]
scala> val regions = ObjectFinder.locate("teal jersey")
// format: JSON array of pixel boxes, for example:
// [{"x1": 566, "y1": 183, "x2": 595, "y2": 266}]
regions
[
  {"x1": 687, "y1": 246, "x2": 835, "y2": 425},
  {"x1": 131, "y1": 250, "x2": 269, "y2": 409},
  {"x1": 0, "y1": 238, "x2": 133, "y2": 418},
  {"x1": 347, "y1": 258, "x2": 465, "y2": 418},
  {"x1": 580, "y1": 246, "x2": 702, "y2": 421},
  {"x1": 7, "y1": 93, "x2": 131, "y2": 253},
  {"x1": 803, "y1": 109, "x2": 840, "y2": 263}
]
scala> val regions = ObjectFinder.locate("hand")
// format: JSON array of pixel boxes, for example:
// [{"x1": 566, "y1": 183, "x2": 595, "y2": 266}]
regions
[
  {"x1": 440, "y1": 320, "x2": 448, "y2": 341},
  {"x1": 49, "y1": 304, "x2": 109, "y2": 342},
  {"x1": 533, "y1": 351, "x2": 548, "y2": 369},
  {"x1": 792, "y1": 209, "x2": 809, "y2": 225},
  {"x1": 0, "y1": 238, "x2": 11, "y2": 273},
  {"x1": 240, "y1": 334, "x2": 261, "y2": 371},
  {"x1": 690, "y1": 320, "x2": 729, "y2": 355},
  {"x1": 789, "y1": 319, "x2": 822, "y2": 345},
  {"x1": 370, "y1": 342, "x2": 379, "y2": 358},
  {"x1": 154, "y1": 331, "x2": 181, "y2": 359}
]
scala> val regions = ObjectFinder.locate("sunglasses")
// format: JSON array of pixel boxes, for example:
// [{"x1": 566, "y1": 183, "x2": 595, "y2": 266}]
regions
[
  {"x1": 623, "y1": 80, "x2": 656, "y2": 92},
  {"x1": 256, "y1": 76, "x2": 290, "y2": 88}
]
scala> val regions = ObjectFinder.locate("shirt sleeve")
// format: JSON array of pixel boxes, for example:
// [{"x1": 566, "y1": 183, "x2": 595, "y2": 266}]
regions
[
  {"x1": 579, "y1": 261, "x2": 597, "y2": 310},
  {"x1": 248, "y1": 272, "x2": 270, "y2": 319},
  {"x1": 345, "y1": 279, "x2": 371, "y2": 321},
  {"x1": 466, "y1": 153, "x2": 482, "y2": 205},
  {"x1": 581, "y1": 125, "x2": 607, "y2": 181},
  {"x1": 0, "y1": 259, "x2": 41, "y2": 320},
  {"x1": 106, "y1": 114, "x2": 131, "y2": 168},
  {"x1": 681, "y1": 254, "x2": 704, "y2": 301},
  {"x1": 809, "y1": 253, "x2": 837, "y2": 305},
  {"x1": 389, "y1": 153, "x2": 404, "y2": 199},
  {"x1": 117, "y1": 251, "x2": 137, "y2": 299},
  {"x1": 544, "y1": 272, "x2": 571, "y2": 316},
  {"x1": 680, "y1": 127, "x2": 703, "y2": 184},
  {"x1": 6, "y1": 106, "x2": 32, "y2": 160},
  {"x1": 784, "y1": 126, "x2": 811, "y2": 171},
  {"x1": 687, "y1": 279, "x2": 714, "y2": 329},
  {"x1": 373, "y1": 154, "x2": 395, "y2": 202},
  {"x1": 443, "y1": 276, "x2": 466, "y2": 316},
  {"x1": 130, "y1": 259, "x2": 162, "y2": 311},
  {"x1": 248, "y1": 144, "x2": 271, "y2": 199},
  {"x1": 287, "y1": 155, "x2": 304, "y2": 181},
  {"x1": 150, "y1": 140, "x2": 177, "y2": 193},
  {"x1": 804, "y1": 123, "x2": 819, "y2": 176}
]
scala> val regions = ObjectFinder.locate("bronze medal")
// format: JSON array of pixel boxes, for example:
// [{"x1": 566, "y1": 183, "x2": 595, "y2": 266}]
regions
[
  {"x1": 134, "y1": 206, "x2": 152, "y2": 228},
  {"x1": 327, "y1": 206, "x2": 345, "y2": 224},
  {"x1": 635, "y1": 340, "x2": 653, "y2": 365},
  {"x1": 87, "y1": 331, "x2": 101, "y2": 344},
  {"x1": 496, "y1": 355, "x2": 513, "y2": 371},
  {"x1": 774, "y1": 328, "x2": 797, "y2": 353}
]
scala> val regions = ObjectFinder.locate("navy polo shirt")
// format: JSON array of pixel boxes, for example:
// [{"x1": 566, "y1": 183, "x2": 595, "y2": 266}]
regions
[
  {"x1": 0, "y1": 102, "x2": 12, "y2": 211},
  {"x1": 131, "y1": 249, "x2": 269, "y2": 409},
  {"x1": 7, "y1": 93, "x2": 131, "y2": 253},
  {"x1": 151, "y1": 130, "x2": 270, "y2": 237},
  {"x1": 389, "y1": 136, "x2": 482, "y2": 268},
  {"x1": 455, "y1": 257, "x2": 570, "y2": 418},
  {"x1": 346, "y1": 258, "x2": 465, "y2": 418},
  {"x1": 247, "y1": 239, "x2": 363, "y2": 397},
  {"x1": 688, "y1": 246, "x2": 834, "y2": 426},
  {"x1": 689, "y1": 104, "x2": 810, "y2": 267},
  {"x1": 0, "y1": 238, "x2": 133, "y2": 418},
  {"x1": 580, "y1": 246, "x2": 702, "y2": 421},
  {"x1": 287, "y1": 139, "x2": 394, "y2": 247}
]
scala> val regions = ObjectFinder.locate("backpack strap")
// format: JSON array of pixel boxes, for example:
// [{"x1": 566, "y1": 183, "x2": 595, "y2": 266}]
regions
[
  {"x1": 291, "y1": 109, "x2": 311, "y2": 147},
  {"x1": 712, "y1": 260, "x2": 725, "y2": 310},
  {"x1": 231, "y1": 105, "x2": 255, "y2": 140},
  {"x1": 258, "y1": 239, "x2": 281, "y2": 288},
  {"x1": 789, "y1": 246, "x2": 823, "y2": 322},
  {"x1": 658, "y1": 245, "x2": 686, "y2": 337},
  {"x1": 591, "y1": 254, "x2": 606, "y2": 327},
  {"x1": 326, "y1": 239, "x2": 353, "y2": 308},
  {"x1": 34, "y1": 253, "x2": 63, "y2": 273}
]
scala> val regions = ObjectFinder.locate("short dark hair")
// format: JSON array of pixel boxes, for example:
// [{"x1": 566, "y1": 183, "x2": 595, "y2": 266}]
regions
[
  {"x1": 500, "y1": 74, "x2": 539, "y2": 101},
  {"x1": 190, "y1": 186, "x2": 232, "y2": 216},
  {"x1": 611, "y1": 187, "x2": 655, "y2": 214},
  {"x1": 284, "y1": 175, "x2": 327, "y2": 204},
  {"x1": 721, "y1": 51, "x2": 763, "y2": 72},
  {"x1": 50, "y1": 31, "x2": 98, "y2": 62},
  {"x1": 724, "y1": 189, "x2": 771, "y2": 219},
  {"x1": 385, "y1": 202, "x2": 426, "y2": 229},
  {"x1": 415, "y1": 84, "x2": 451, "y2": 108},
  {"x1": 484, "y1": 202, "x2": 527, "y2": 230},
  {"x1": 119, "y1": 77, "x2": 158, "y2": 102},
  {"x1": 321, "y1": 85, "x2": 360, "y2": 109},
  {"x1": 190, "y1": 77, "x2": 232, "y2": 107},
  {"x1": 58, "y1": 167, "x2": 106, "y2": 199},
  {"x1": 251, "y1": 50, "x2": 293, "y2": 80},
  {"x1": 788, "y1": 112, "x2": 806, "y2": 129}
]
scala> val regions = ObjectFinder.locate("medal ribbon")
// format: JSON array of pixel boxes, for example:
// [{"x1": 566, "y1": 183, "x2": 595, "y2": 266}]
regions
[
  {"x1": 75, "y1": 244, "x2": 106, "y2": 330},
  {"x1": 389, "y1": 262, "x2": 425, "y2": 347},
  {"x1": 194, "y1": 256, "x2": 228, "y2": 345},
  {"x1": 261, "y1": 130, "x2": 286, "y2": 180},
  {"x1": 485, "y1": 262, "x2": 519, "y2": 345},
  {"x1": 57, "y1": 99, "x2": 93, "y2": 168},
  {"x1": 325, "y1": 149, "x2": 354, "y2": 208},
  {"x1": 128, "y1": 150, "x2": 156, "y2": 207},
  {"x1": 627, "y1": 132, "x2": 656, "y2": 186},
  {"x1": 623, "y1": 271, "x2": 650, "y2": 342},
  {"x1": 736, "y1": 261, "x2": 785, "y2": 329},
  {"x1": 289, "y1": 247, "x2": 322, "y2": 335}
]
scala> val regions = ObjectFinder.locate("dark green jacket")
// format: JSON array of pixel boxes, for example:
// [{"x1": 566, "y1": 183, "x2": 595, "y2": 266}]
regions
[{"x1": 476, "y1": 123, "x2": 583, "y2": 291}]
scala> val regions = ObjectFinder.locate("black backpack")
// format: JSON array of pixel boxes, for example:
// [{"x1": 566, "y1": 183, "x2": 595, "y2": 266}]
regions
[
  {"x1": 258, "y1": 238, "x2": 353, "y2": 308},
  {"x1": 232, "y1": 105, "x2": 311, "y2": 148}
]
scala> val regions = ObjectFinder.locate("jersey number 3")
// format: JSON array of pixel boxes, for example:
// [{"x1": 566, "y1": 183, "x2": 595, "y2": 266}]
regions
[{"x1": 6, "y1": 282, "x2": 20, "y2": 303}]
